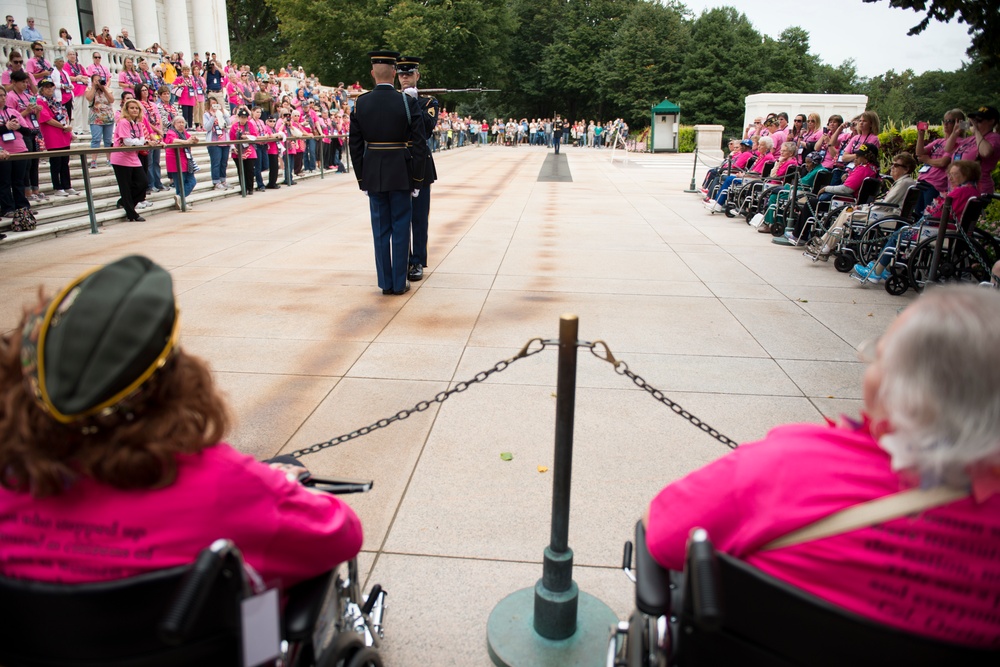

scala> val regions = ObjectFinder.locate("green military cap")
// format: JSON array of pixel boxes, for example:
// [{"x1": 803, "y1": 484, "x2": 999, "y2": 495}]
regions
[{"x1": 21, "y1": 255, "x2": 179, "y2": 424}]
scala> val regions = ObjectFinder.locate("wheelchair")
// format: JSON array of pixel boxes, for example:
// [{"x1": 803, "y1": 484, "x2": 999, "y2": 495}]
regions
[
  {"x1": 727, "y1": 168, "x2": 796, "y2": 223},
  {"x1": 808, "y1": 184, "x2": 924, "y2": 272},
  {"x1": 606, "y1": 522, "x2": 999, "y2": 667},
  {"x1": 0, "y1": 477, "x2": 386, "y2": 667},
  {"x1": 714, "y1": 162, "x2": 775, "y2": 217},
  {"x1": 884, "y1": 196, "x2": 991, "y2": 295},
  {"x1": 784, "y1": 176, "x2": 882, "y2": 246}
]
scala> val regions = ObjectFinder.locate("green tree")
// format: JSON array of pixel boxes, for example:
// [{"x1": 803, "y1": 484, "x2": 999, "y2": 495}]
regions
[
  {"x1": 675, "y1": 7, "x2": 765, "y2": 134},
  {"x1": 814, "y1": 59, "x2": 861, "y2": 94},
  {"x1": 598, "y1": 1, "x2": 690, "y2": 127},
  {"x1": 227, "y1": 0, "x2": 286, "y2": 68},
  {"x1": 863, "y1": 69, "x2": 919, "y2": 125}
]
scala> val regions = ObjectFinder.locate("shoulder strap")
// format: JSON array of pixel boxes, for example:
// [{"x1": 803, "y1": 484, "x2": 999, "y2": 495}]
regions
[{"x1": 760, "y1": 486, "x2": 968, "y2": 551}]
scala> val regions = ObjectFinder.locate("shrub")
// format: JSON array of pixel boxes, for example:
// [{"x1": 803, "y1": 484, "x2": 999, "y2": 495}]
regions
[{"x1": 679, "y1": 125, "x2": 696, "y2": 153}]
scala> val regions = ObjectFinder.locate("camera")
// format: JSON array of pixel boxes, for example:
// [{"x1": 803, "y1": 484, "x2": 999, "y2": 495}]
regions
[{"x1": 99, "y1": 77, "x2": 107, "y2": 86}]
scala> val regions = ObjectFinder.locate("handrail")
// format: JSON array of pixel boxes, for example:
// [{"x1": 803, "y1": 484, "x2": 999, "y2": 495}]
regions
[{"x1": 3, "y1": 132, "x2": 351, "y2": 234}]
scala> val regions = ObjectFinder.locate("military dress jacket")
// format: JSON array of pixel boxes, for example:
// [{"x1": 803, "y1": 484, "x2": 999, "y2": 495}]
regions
[
  {"x1": 416, "y1": 96, "x2": 438, "y2": 185},
  {"x1": 349, "y1": 84, "x2": 427, "y2": 192}
]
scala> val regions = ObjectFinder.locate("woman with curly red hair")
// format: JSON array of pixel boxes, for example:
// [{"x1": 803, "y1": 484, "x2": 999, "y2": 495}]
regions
[{"x1": 0, "y1": 255, "x2": 362, "y2": 586}]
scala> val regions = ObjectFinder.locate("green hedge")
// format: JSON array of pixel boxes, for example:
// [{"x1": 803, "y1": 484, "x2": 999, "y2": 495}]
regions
[{"x1": 679, "y1": 125, "x2": 696, "y2": 153}]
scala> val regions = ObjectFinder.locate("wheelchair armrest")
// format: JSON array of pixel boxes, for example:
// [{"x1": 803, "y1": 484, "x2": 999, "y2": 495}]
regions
[
  {"x1": 302, "y1": 476, "x2": 374, "y2": 495},
  {"x1": 160, "y1": 539, "x2": 243, "y2": 645},
  {"x1": 634, "y1": 521, "x2": 671, "y2": 616},
  {"x1": 685, "y1": 528, "x2": 722, "y2": 631},
  {"x1": 283, "y1": 570, "x2": 335, "y2": 642}
]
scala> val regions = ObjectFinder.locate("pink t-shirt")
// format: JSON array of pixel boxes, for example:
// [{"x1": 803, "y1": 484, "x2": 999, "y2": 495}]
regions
[
  {"x1": 110, "y1": 118, "x2": 145, "y2": 168},
  {"x1": 0, "y1": 108, "x2": 30, "y2": 153},
  {"x1": 917, "y1": 138, "x2": 951, "y2": 193},
  {"x1": 230, "y1": 120, "x2": 257, "y2": 159},
  {"x1": 925, "y1": 182, "x2": 980, "y2": 222},
  {"x1": 24, "y1": 56, "x2": 53, "y2": 78},
  {"x1": 37, "y1": 97, "x2": 72, "y2": 150},
  {"x1": 1, "y1": 69, "x2": 37, "y2": 89},
  {"x1": 646, "y1": 421, "x2": 1000, "y2": 648},
  {"x1": 63, "y1": 61, "x2": 88, "y2": 97},
  {"x1": 843, "y1": 162, "x2": 879, "y2": 194},
  {"x1": 734, "y1": 150, "x2": 754, "y2": 170},
  {"x1": 0, "y1": 443, "x2": 363, "y2": 588},
  {"x1": 173, "y1": 76, "x2": 197, "y2": 106},
  {"x1": 954, "y1": 133, "x2": 1000, "y2": 195},
  {"x1": 117, "y1": 69, "x2": 141, "y2": 96}
]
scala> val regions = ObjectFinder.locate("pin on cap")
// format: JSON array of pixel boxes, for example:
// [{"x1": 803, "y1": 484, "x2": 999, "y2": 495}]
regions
[{"x1": 396, "y1": 56, "x2": 421, "y2": 73}]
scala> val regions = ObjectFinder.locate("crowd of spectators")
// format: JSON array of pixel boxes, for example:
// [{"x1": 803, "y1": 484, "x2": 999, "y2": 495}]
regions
[
  {"x1": 698, "y1": 105, "x2": 1000, "y2": 286},
  {"x1": 450, "y1": 117, "x2": 627, "y2": 149}
]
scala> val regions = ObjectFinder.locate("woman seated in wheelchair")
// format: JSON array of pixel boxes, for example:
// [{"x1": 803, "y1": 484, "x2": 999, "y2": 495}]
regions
[
  {"x1": 751, "y1": 150, "x2": 828, "y2": 230},
  {"x1": 644, "y1": 285, "x2": 1000, "y2": 647},
  {"x1": 0, "y1": 255, "x2": 363, "y2": 587},
  {"x1": 805, "y1": 151, "x2": 918, "y2": 259},
  {"x1": 704, "y1": 136, "x2": 775, "y2": 213},
  {"x1": 853, "y1": 160, "x2": 980, "y2": 283}
]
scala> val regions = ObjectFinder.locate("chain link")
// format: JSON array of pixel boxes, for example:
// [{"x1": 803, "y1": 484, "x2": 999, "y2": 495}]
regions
[
  {"x1": 286, "y1": 338, "x2": 558, "y2": 458},
  {"x1": 953, "y1": 223, "x2": 992, "y2": 282},
  {"x1": 287, "y1": 336, "x2": 739, "y2": 458},
  {"x1": 586, "y1": 341, "x2": 740, "y2": 450}
]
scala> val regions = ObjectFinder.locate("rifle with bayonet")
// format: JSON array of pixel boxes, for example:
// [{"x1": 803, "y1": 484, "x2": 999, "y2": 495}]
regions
[{"x1": 417, "y1": 88, "x2": 501, "y2": 96}]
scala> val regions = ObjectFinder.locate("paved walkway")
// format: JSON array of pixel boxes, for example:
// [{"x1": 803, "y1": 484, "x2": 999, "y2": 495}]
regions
[{"x1": 0, "y1": 145, "x2": 911, "y2": 665}]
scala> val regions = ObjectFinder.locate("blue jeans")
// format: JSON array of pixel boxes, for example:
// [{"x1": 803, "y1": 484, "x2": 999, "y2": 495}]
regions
[
  {"x1": 207, "y1": 145, "x2": 227, "y2": 184},
  {"x1": 90, "y1": 123, "x2": 113, "y2": 149},
  {"x1": 304, "y1": 138, "x2": 316, "y2": 171},
  {"x1": 147, "y1": 148, "x2": 163, "y2": 189},
  {"x1": 170, "y1": 171, "x2": 197, "y2": 197},
  {"x1": 255, "y1": 151, "x2": 268, "y2": 188}
]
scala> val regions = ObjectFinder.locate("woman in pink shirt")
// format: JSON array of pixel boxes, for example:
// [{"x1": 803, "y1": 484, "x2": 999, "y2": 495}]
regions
[
  {"x1": 229, "y1": 106, "x2": 257, "y2": 195},
  {"x1": 63, "y1": 50, "x2": 88, "y2": 136},
  {"x1": 172, "y1": 65, "x2": 198, "y2": 130},
  {"x1": 37, "y1": 79, "x2": 76, "y2": 197},
  {"x1": 24, "y1": 42, "x2": 53, "y2": 81},
  {"x1": 3, "y1": 50, "x2": 38, "y2": 93},
  {"x1": 0, "y1": 88, "x2": 32, "y2": 217},
  {"x1": 117, "y1": 56, "x2": 141, "y2": 98},
  {"x1": 164, "y1": 115, "x2": 199, "y2": 203},
  {"x1": 646, "y1": 285, "x2": 1000, "y2": 648},
  {"x1": 914, "y1": 109, "x2": 964, "y2": 216},
  {"x1": 190, "y1": 62, "x2": 206, "y2": 129},
  {"x1": 0, "y1": 255, "x2": 364, "y2": 588},
  {"x1": 111, "y1": 99, "x2": 156, "y2": 221}
]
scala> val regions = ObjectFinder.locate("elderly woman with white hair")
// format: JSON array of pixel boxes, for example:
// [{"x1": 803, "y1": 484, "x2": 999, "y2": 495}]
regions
[
  {"x1": 644, "y1": 285, "x2": 1000, "y2": 647},
  {"x1": 705, "y1": 135, "x2": 775, "y2": 212}
]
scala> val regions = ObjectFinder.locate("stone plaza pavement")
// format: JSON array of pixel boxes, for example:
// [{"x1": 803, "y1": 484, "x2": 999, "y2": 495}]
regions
[{"x1": 0, "y1": 145, "x2": 913, "y2": 665}]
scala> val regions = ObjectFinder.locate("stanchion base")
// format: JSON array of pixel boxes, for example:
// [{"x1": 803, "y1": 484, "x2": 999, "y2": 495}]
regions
[
  {"x1": 771, "y1": 236, "x2": 795, "y2": 246},
  {"x1": 487, "y1": 587, "x2": 618, "y2": 667},
  {"x1": 683, "y1": 188, "x2": 700, "y2": 193}
]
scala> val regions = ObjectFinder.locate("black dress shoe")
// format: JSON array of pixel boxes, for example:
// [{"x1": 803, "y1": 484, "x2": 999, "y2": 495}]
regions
[
  {"x1": 408, "y1": 264, "x2": 424, "y2": 281},
  {"x1": 382, "y1": 288, "x2": 394, "y2": 295},
  {"x1": 130, "y1": 215, "x2": 146, "y2": 222},
  {"x1": 266, "y1": 184, "x2": 281, "y2": 189},
  {"x1": 393, "y1": 281, "x2": 411, "y2": 295}
]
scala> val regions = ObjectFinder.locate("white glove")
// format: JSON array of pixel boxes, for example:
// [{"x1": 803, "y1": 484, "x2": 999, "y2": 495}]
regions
[
  {"x1": 411, "y1": 189, "x2": 420, "y2": 198},
  {"x1": 403, "y1": 87, "x2": 418, "y2": 99}
]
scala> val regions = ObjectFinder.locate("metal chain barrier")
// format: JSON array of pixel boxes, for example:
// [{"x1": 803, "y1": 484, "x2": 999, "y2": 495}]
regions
[{"x1": 288, "y1": 337, "x2": 739, "y2": 458}]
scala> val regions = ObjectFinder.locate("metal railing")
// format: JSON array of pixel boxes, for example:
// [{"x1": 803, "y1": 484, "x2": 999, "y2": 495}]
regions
[{"x1": 2, "y1": 131, "x2": 350, "y2": 234}]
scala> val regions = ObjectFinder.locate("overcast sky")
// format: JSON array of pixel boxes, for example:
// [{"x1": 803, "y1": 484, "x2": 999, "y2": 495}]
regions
[{"x1": 678, "y1": 0, "x2": 973, "y2": 78}]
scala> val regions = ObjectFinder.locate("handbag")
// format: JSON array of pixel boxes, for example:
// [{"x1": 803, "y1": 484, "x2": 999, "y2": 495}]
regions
[{"x1": 10, "y1": 207, "x2": 37, "y2": 232}]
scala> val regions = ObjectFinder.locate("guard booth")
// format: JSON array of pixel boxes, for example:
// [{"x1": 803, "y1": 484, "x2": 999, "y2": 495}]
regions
[{"x1": 650, "y1": 99, "x2": 680, "y2": 152}]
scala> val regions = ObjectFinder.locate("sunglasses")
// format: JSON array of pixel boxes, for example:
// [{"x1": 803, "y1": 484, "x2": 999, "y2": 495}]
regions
[
  {"x1": 11, "y1": 59, "x2": 21, "y2": 64},
  {"x1": 93, "y1": 56, "x2": 102, "y2": 59},
  {"x1": 891, "y1": 163, "x2": 907, "y2": 168},
  {"x1": 32, "y1": 48, "x2": 43, "y2": 52}
]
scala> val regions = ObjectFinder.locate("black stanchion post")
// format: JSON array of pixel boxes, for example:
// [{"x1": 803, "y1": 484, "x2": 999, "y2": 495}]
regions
[
  {"x1": 487, "y1": 314, "x2": 617, "y2": 667},
  {"x1": 927, "y1": 196, "x2": 952, "y2": 284},
  {"x1": 237, "y1": 146, "x2": 247, "y2": 198},
  {"x1": 284, "y1": 138, "x2": 293, "y2": 186},
  {"x1": 80, "y1": 155, "x2": 99, "y2": 233},
  {"x1": 683, "y1": 128, "x2": 700, "y2": 193},
  {"x1": 319, "y1": 135, "x2": 325, "y2": 180}
]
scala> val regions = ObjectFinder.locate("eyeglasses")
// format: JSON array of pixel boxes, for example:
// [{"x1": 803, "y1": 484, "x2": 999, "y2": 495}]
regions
[
  {"x1": 943, "y1": 119, "x2": 956, "y2": 125},
  {"x1": 32, "y1": 48, "x2": 43, "y2": 52},
  {"x1": 11, "y1": 60, "x2": 21, "y2": 64},
  {"x1": 891, "y1": 163, "x2": 907, "y2": 168}
]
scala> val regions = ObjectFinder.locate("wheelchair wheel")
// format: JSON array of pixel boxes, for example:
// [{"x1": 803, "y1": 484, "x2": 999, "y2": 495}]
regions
[
  {"x1": 770, "y1": 221, "x2": 785, "y2": 237},
  {"x1": 724, "y1": 206, "x2": 736, "y2": 218},
  {"x1": 885, "y1": 272, "x2": 909, "y2": 296},
  {"x1": 345, "y1": 647, "x2": 383, "y2": 667},
  {"x1": 854, "y1": 222, "x2": 894, "y2": 265}
]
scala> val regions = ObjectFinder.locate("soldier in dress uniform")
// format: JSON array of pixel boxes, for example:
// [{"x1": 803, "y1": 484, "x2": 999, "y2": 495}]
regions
[
  {"x1": 349, "y1": 50, "x2": 427, "y2": 295},
  {"x1": 395, "y1": 55, "x2": 438, "y2": 282}
]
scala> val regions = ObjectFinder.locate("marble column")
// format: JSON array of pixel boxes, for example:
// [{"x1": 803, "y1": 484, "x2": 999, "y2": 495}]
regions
[
  {"x1": 46, "y1": 0, "x2": 78, "y2": 44},
  {"x1": 92, "y1": 0, "x2": 123, "y2": 36},
  {"x1": 130, "y1": 0, "x2": 160, "y2": 53},
  {"x1": 163, "y1": 0, "x2": 191, "y2": 57},
  {"x1": 214, "y1": 0, "x2": 231, "y2": 62},
  {"x1": 191, "y1": 0, "x2": 215, "y2": 58}
]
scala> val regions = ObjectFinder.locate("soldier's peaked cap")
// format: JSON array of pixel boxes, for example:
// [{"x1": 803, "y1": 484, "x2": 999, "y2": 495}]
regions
[
  {"x1": 368, "y1": 50, "x2": 399, "y2": 66},
  {"x1": 396, "y1": 56, "x2": 421, "y2": 73}
]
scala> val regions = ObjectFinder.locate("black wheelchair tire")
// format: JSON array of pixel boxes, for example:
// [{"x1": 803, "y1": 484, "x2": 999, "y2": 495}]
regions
[
  {"x1": 318, "y1": 632, "x2": 364, "y2": 667},
  {"x1": 834, "y1": 254, "x2": 852, "y2": 273},
  {"x1": 770, "y1": 222, "x2": 785, "y2": 237},
  {"x1": 345, "y1": 646, "x2": 383, "y2": 667},
  {"x1": 724, "y1": 207, "x2": 736, "y2": 218},
  {"x1": 885, "y1": 273, "x2": 909, "y2": 296},
  {"x1": 628, "y1": 611, "x2": 646, "y2": 667}
]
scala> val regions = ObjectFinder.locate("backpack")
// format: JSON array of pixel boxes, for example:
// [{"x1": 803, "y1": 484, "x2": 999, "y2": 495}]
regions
[{"x1": 10, "y1": 207, "x2": 36, "y2": 232}]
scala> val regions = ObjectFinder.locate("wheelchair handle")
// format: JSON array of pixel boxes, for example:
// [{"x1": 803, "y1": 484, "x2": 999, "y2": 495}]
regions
[
  {"x1": 301, "y1": 475, "x2": 374, "y2": 495},
  {"x1": 622, "y1": 541, "x2": 633, "y2": 571},
  {"x1": 687, "y1": 529, "x2": 723, "y2": 631},
  {"x1": 159, "y1": 539, "x2": 236, "y2": 645}
]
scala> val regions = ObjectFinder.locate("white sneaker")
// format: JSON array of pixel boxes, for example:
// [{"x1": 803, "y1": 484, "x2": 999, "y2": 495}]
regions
[
  {"x1": 214, "y1": 183, "x2": 226, "y2": 190},
  {"x1": 66, "y1": 188, "x2": 81, "y2": 196},
  {"x1": 52, "y1": 189, "x2": 69, "y2": 197}
]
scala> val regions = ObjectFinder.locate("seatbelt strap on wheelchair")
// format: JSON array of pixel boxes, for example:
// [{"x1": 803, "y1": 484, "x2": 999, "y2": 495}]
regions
[{"x1": 760, "y1": 486, "x2": 968, "y2": 551}]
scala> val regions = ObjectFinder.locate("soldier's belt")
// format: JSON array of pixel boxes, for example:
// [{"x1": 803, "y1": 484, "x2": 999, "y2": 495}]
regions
[{"x1": 366, "y1": 141, "x2": 411, "y2": 150}]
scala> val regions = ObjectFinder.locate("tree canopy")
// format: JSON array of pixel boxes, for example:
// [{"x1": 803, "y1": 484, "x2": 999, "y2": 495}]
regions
[{"x1": 228, "y1": 0, "x2": 995, "y2": 133}]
